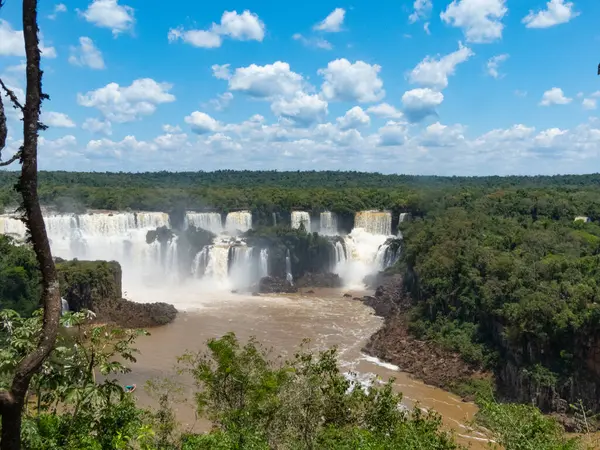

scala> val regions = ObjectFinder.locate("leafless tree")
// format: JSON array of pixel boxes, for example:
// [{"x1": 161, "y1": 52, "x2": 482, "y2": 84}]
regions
[{"x1": 0, "y1": 0, "x2": 62, "y2": 448}]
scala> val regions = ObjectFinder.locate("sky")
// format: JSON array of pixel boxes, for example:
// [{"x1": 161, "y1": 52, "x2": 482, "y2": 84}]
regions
[{"x1": 0, "y1": 0, "x2": 599, "y2": 175}]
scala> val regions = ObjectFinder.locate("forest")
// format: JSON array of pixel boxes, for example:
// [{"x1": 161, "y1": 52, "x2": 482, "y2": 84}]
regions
[{"x1": 4, "y1": 170, "x2": 600, "y2": 447}]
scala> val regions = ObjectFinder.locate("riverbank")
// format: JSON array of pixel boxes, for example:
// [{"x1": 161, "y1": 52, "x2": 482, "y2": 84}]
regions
[{"x1": 358, "y1": 273, "x2": 486, "y2": 401}]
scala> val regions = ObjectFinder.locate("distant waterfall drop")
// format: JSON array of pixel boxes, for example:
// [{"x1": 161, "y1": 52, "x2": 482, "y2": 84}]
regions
[
  {"x1": 285, "y1": 249, "x2": 293, "y2": 285},
  {"x1": 259, "y1": 248, "x2": 269, "y2": 279},
  {"x1": 192, "y1": 246, "x2": 211, "y2": 277},
  {"x1": 354, "y1": 210, "x2": 392, "y2": 236},
  {"x1": 320, "y1": 211, "x2": 338, "y2": 235},
  {"x1": 291, "y1": 211, "x2": 311, "y2": 231},
  {"x1": 225, "y1": 211, "x2": 252, "y2": 235},
  {"x1": 185, "y1": 212, "x2": 223, "y2": 234}
]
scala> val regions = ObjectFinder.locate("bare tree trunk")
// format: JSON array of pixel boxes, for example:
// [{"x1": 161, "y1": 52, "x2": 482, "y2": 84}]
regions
[{"x1": 0, "y1": 0, "x2": 62, "y2": 448}]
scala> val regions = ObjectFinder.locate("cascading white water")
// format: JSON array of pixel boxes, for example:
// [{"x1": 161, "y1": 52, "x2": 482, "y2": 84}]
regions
[
  {"x1": 229, "y1": 245, "x2": 255, "y2": 288},
  {"x1": 136, "y1": 212, "x2": 170, "y2": 229},
  {"x1": 398, "y1": 212, "x2": 411, "y2": 223},
  {"x1": 225, "y1": 211, "x2": 252, "y2": 235},
  {"x1": 259, "y1": 248, "x2": 269, "y2": 279},
  {"x1": 0, "y1": 216, "x2": 27, "y2": 239},
  {"x1": 204, "y1": 244, "x2": 230, "y2": 283},
  {"x1": 320, "y1": 211, "x2": 338, "y2": 235},
  {"x1": 285, "y1": 249, "x2": 293, "y2": 284},
  {"x1": 61, "y1": 297, "x2": 69, "y2": 315},
  {"x1": 185, "y1": 212, "x2": 223, "y2": 234},
  {"x1": 192, "y1": 246, "x2": 211, "y2": 277},
  {"x1": 354, "y1": 210, "x2": 392, "y2": 236},
  {"x1": 165, "y1": 236, "x2": 179, "y2": 277},
  {"x1": 374, "y1": 242, "x2": 400, "y2": 270},
  {"x1": 291, "y1": 211, "x2": 311, "y2": 231}
]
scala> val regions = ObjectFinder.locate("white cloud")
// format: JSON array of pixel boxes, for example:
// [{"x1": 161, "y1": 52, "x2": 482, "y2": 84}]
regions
[
  {"x1": 205, "y1": 133, "x2": 242, "y2": 152},
  {"x1": 420, "y1": 122, "x2": 466, "y2": 146},
  {"x1": 409, "y1": 0, "x2": 433, "y2": 23},
  {"x1": 479, "y1": 124, "x2": 535, "y2": 141},
  {"x1": 212, "y1": 64, "x2": 232, "y2": 80},
  {"x1": 535, "y1": 128, "x2": 567, "y2": 147},
  {"x1": 169, "y1": 10, "x2": 265, "y2": 48},
  {"x1": 86, "y1": 135, "x2": 156, "y2": 159},
  {"x1": 228, "y1": 62, "x2": 305, "y2": 99},
  {"x1": 366, "y1": 103, "x2": 404, "y2": 120},
  {"x1": 583, "y1": 98, "x2": 597, "y2": 110},
  {"x1": 440, "y1": 0, "x2": 507, "y2": 43},
  {"x1": 39, "y1": 136, "x2": 78, "y2": 158},
  {"x1": 82, "y1": 118, "x2": 112, "y2": 135},
  {"x1": 271, "y1": 93, "x2": 328, "y2": 127},
  {"x1": 69, "y1": 37, "x2": 105, "y2": 69},
  {"x1": 522, "y1": 0, "x2": 579, "y2": 29},
  {"x1": 292, "y1": 33, "x2": 333, "y2": 50},
  {"x1": 81, "y1": 0, "x2": 135, "y2": 36},
  {"x1": 336, "y1": 106, "x2": 371, "y2": 130},
  {"x1": 409, "y1": 42, "x2": 474, "y2": 89},
  {"x1": 162, "y1": 124, "x2": 181, "y2": 133},
  {"x1": 77, "y1": 78, "x2": 176, "y2": 123},
  {"x1": 319, "y1": 59, "x2": 384, "y2": 103},
  {"x1": 48, "y1": 3, "x2": 67, "y2": 20},
  {"x1": 540, "y1": 87, "x2": 572, "y2": 106},
  {"x1": 185, "y1": 111, "x2": 220, "y2": 134},
  {"x1": 0, "y1": 19, "x2": 57, "y2": 58},
  {"x1": 154, "y1": 132, "x2": 189, "y2": 151},
  {"x1": 42, "y1": 112, "x2": 76, "y2": 128},
  {"x1": 378, "y1": 121, "x2": 408, "y2": 146},
  {"x1": 486, "y1": 54, "x2": 509, "y2": 78},
  {"x1": 313, "y1": 8, "x2": 346, "y2": 32},
  {"x1": 208, "y1": 92, "x2": 234, "y2": 111},
  {"x1": 402, "y1": 88, "x2": 444, "y2": 122}
]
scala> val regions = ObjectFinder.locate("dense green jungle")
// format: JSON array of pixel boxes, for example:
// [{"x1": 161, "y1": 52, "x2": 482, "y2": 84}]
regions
[{"x1": 3, "y1": 170, "x2": 600, "y2": 449}]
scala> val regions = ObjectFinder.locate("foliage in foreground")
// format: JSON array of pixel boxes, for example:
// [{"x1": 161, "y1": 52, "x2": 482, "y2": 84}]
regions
[{"x1": 0, "y1": 310, "x2": 589, "y2": 449}]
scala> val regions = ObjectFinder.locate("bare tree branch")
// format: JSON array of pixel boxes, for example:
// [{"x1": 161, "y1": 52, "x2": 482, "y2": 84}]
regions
[
  {"x1": 0, "y1": 79, "x2": 25, "y2": 113},
  {"x1": 0, "y1": 152, "x2": 21, "y2": 167},
  {"x1": 0, "y1": 88, "x2": 6, "y2": 152},
  {"x1": 0, "y1": 0, "x2": 61, "y2": 448}
]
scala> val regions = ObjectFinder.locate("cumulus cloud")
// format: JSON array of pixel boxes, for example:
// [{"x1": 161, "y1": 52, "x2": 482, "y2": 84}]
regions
[
  {"x1": 522, "y1": 0, "x2": 579, "y2": 29},
  {"x1": 271, "y1": 93, "x2": 328, "y2": 127},
  {"x1": 82, "y1": 118, "x2": 112, "y2": 135},
  {"x1": 42, "y1": 112, "x2": 76, "y2": 128},
  {"x1": 313, "y1": 8, "x2": 346, "y2": 32},
  {"x1": 420, "y1": 122, "x2": 466, "y2": 147},
  {"x1": 366, "y1": 103, "x2": 404, "y2": 120},
  {"x1": 69, "y1": 37, "x2": 105, "y2": 69},
  {"x1": 378, "y1": 121, "x2": 408, "y2": 146},
  {"x1": 77, "y1": 78, "x2": 176, "y2": 123},
  {"x1": 48, "y1": 3, "x2": 67, "y2": 20},
  {"x1": 208, "y1": 92, "x2": 234, "y2": 111},
  {"x1": 39, "y1": 135, "x2": 78, "y2": 156},
  {"x1": 479, "y1": 124, "x2": 536, "y2": 142},
  {"x1": 185, "y1": 111, "x2": 220, "y2": 134},
  {"x1": 539, "y1": 87, "x2": 572, "y2": 106},
  {"x1": 440, "y1": 0, "x2": 507, "y2": 43},
  {"x1": 205, "y1": 133, "x2": 242, "y2": 152},
  {"x1": 582, "y1": 98, "x2": 597, "y2": 110},
  {"x1": 80, "y1": 0, "x2": 134, "y2": 36},
  {"x1": 336, "y1": 106, "x2": 371, "y2": 130},
  {"x1": 409, "y1": 42, "x2": 474, "y2": 89},
  {"x1": 319, "y1": 59, "x2": 384, "y2": 103},
  {"x1": 228, "y1": 62, "x2": 305, "y2": 99},
  {"x1": 409, "y1": 0, "x2": 432, "y2": 23},
  {"x1": 486, "y1": 54, "x2": 509, "y2": 79},
  {"x1": 212, "y1": 64, "x2": 232, "y2": 80},
  {"x1": 292, "y1": 33, "x2": 333, "y2": 50},
  {"x1": 0, "y1": 19, "x2": 57, "y2": 57},
  {"x1": 402, "y1": 88, "x2": 444, "y2": 122},
  {"x1": 168, "y1": 10, "x2": 265, "y2": 49},
  {"x1": 154, "y1": 132, "x2": 189, "y2": 151}
]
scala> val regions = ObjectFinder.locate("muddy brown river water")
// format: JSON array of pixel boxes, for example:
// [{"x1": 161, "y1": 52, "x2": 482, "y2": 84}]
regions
[{"x1": 123, "y1": 287, "x2": 492, "y2": 448}]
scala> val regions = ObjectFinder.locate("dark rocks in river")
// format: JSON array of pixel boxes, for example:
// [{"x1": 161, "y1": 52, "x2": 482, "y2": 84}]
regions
[
  {"x1": 56, "y1": 259, "x2": 177, "y2": 328},
  {"x1": 257, "y1": 276, "x2": 298, "y2": 294},
  {"x1": 295, "y1": 272, "x2": 342, "y2": 288}
]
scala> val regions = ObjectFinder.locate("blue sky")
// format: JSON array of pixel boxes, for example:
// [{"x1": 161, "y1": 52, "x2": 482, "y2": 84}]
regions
[{"x1": 1, "y1": 0, "x2": 599, "y2": 175}]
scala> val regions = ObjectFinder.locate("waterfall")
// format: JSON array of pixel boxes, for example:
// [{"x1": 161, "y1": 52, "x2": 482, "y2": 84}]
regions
[
  {"x1": 399, "y1": 212, "x2": 411, "y2": 223},
  {"x1": 225, "y1": 211, "x2": 252, "y2": 235},
  {"x1": 185, "y1": 212, "x2": 223, "y2": 234},
  {"x1": 204, "y1": 245, "x2": 230, "y2": 281},
  {"x1": 0, "y1": 216, "x2": 27, "y2": 239},
  {"x1": 272, "y1": 212, "x2": 277, "y2": 226},
  {"x1": 136, "y1": 212, "x2": 170, "y2": 229},
  {"x1": 285, "y1": 249, "x2": 293, "y2": 284},
  {"x1": 61, "y1": 297, "x2": 69, "y2": 315},
  {"x1": 354, "y1": 210, "x2": 392, "y2": 236},
  {"x1": 259, "y1": 248, "x2": 269, "y2": 279},
  {"x1": 374, "y1": 242, "x2": 400, "y2": 270},
  {"x1": 229, "y1": 245, "x2": 255, "y2": 288},
  {"x1": 165, "y1": 236, "x2": 179, "y2": 276},
  {"x1": 192, "y1": 246, "x2": 211, "y2": 277},
  {"x1": 320, "y1": 211, "x2": 338, "y2": 235},
  {"x1": 291, "y1": 211, "x2": 311, "y2": 231}
]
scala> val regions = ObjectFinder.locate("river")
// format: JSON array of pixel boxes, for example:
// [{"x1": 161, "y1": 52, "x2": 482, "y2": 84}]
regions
[{"x1": 122, "y1": 286, "x2": 492, "y2": 448}]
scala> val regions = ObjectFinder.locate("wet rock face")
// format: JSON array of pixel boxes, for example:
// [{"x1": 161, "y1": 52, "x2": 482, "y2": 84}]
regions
[
  {"x1": 257, "y1": 276, "x2": 298, "y2": 294},
  {"x1": 295, "y1": 272, "x2": 342, "y2": 289},
  {"x1": 57, "y1": 259, "x2": 177, "y2": 328}
]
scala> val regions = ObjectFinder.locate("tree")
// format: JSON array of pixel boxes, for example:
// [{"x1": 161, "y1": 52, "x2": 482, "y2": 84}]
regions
[{"x1": 0, "y1": 0, "x2": 62, "y2": 448}]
